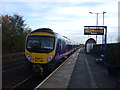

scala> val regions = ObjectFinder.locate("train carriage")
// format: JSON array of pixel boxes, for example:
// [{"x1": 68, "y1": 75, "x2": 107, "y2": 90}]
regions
[{"x1": 25, "y1": 28, "x2": 79, "y2": 73}]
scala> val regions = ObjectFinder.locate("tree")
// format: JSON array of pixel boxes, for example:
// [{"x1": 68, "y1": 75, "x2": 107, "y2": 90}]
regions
[{"x1": 2, "y1": 14, "x2": 31, "y2": 53}]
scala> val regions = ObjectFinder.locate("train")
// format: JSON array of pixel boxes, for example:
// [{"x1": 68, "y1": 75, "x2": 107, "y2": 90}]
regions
[{"x1": 25, "y1": 28, "x2": 79, "y2": 74}]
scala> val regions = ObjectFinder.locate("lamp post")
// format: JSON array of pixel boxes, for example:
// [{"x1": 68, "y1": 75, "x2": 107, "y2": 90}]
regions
[
  {"x1": 89, "y1": 12, "x2": 106, "y2": 44},
  {"x1": 89, "y1": 12, "x2": 100, "y2": 44},
  {"x1": 102, "y1": 12, "x2": 106, "y2": 44}
]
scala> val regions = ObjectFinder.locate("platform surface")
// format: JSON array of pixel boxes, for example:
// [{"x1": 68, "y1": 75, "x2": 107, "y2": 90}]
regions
[
  {"x1": 68, "y1": 48, "x2": 117, "y2": 88},
  {"x1": 35, "y1": 49, "x2": 80, "y2": 89},
  {"x1": 35, "y1": 48, "x2": 117, "y2": 89}
]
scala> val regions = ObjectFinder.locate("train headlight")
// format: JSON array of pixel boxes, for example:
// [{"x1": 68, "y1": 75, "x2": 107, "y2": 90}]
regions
[
  {"x1": 47, "y1": 55, "x2": 53, "y2": 62},
  {"x1": 25, "y1": 53, "x2": 32, "y2": 61}
]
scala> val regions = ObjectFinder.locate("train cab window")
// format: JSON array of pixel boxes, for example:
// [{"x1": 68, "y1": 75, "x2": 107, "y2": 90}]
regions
[{"x1": 26, "y1": 35, "x2": 55, "y2": 53}]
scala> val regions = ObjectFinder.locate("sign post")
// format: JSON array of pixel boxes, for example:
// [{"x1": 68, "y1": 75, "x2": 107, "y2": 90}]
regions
[
  {"x1": 84, "y1": 26, "x2": 107, "y2": 66},
  {"x1": 104, "y1": 26, "x2": 107, "y2": 66}
]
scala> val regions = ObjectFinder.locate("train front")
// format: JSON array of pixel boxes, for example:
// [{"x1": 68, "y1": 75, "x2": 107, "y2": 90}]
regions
[{"x1": 25, "y1": 28, "x2": 56, "y2": 73}]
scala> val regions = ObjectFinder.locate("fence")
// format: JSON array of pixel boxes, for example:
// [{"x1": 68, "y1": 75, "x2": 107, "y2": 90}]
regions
[{"x1": 93, "y1": 43, "x2": 120, "y2": 66}]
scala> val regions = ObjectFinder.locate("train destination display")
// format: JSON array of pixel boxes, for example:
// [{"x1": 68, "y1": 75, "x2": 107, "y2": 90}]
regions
[{"x1": 84, "y1": 28, "x2": 104, "y2": 35}]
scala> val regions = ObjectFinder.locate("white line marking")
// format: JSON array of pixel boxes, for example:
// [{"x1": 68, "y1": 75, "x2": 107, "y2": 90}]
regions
[
  {"x1": 84, "y1": 54, "x2": 97, "y2": 88},
  {"x1": 12, "y1": 76, "x2": 33, "y2": 88},
  {"x1": 34, "y1": 49, "x2": 80, "y2": 89}
]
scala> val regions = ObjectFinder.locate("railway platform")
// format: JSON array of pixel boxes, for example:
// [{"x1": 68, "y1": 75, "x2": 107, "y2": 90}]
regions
[{"x1": 35, "y1": 48, "x2": 118, "y2": 89}]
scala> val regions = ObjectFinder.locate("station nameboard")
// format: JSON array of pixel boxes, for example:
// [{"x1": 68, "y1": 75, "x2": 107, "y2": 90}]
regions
[{"x1": 84, "y1": 26, "x2": 104, "y2": 35}]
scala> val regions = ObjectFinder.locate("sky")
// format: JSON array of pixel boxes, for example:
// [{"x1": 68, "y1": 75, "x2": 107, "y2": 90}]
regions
[{"x1": 1, "y1": 0, "x2": 120, "y2": 44}]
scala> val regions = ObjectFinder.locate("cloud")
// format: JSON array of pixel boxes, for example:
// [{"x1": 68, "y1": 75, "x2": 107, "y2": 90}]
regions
[
  {"x1": 1, "y1": 0, "x2": 119, "y2": 44},
  {"x1": 2, "y1": 0, "x2": 119, "y2": 3}
]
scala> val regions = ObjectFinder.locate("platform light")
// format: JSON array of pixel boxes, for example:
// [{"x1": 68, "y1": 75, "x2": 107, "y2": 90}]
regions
[{"x1": 89, "y1": 11, "x2": 106, "y2": 44}]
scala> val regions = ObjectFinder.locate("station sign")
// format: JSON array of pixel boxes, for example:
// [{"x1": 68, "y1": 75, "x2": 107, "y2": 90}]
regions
[
  {"x1": 84, "y1": 26, "x2": 104, "y2": 35},
  {"x1": 84, "y1": 26, "x2": 107, "y2": 66}
]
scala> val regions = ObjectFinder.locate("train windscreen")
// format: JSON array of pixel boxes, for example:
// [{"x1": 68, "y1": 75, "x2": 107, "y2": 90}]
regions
[{"x1": 26, "y1": 35, "x2": 55, "y2": 53}]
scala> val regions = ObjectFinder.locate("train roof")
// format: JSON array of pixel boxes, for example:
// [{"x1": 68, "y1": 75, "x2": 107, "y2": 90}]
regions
[
  {"x1": 30, "y1": 28, "x2": 55, "y2": 34},
  {"x1": 30, "y1": 28, "x2": 71, "y2": 41}
]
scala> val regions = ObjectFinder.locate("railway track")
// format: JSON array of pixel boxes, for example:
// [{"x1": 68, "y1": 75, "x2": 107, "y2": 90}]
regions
[
  {"x1": 12, "y1": 75, "x2": 46, "y2": 89},
  {"x1": 3, "y1": 57, "x2": 26, "y2": 70},
  {"x1": 2, "y1": 51, "x2": 74, "y2": 89},
  {"x1": 10, "y1": 57, "x2": 70, "y2": 89}
]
